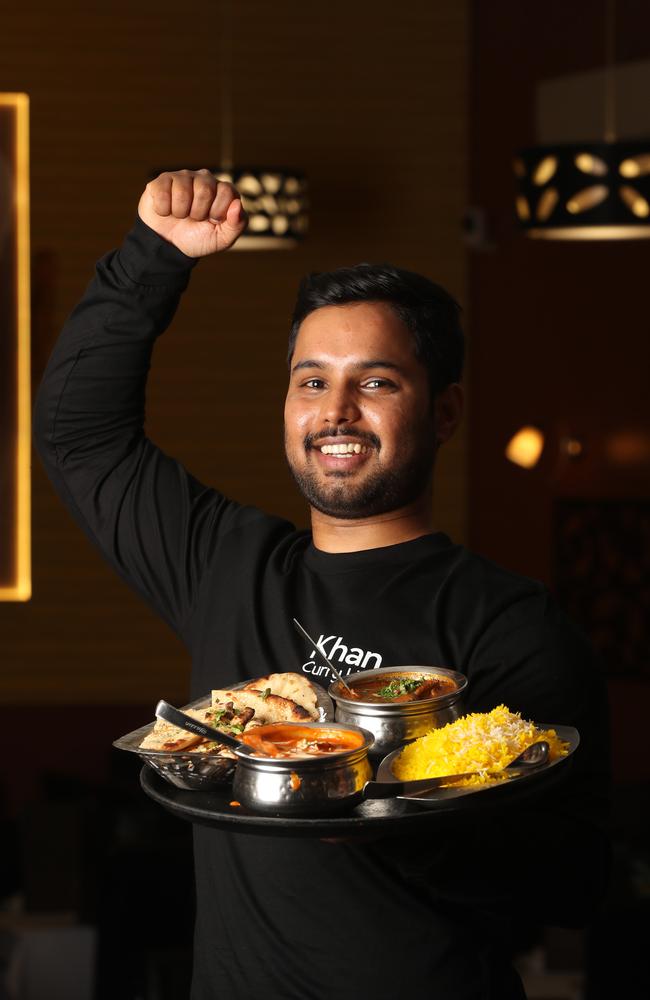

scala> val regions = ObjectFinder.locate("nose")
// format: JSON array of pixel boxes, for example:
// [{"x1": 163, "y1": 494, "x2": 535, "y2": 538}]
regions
[{"x1": 320, "y1": 383, "x2": 362, "y2": 427}]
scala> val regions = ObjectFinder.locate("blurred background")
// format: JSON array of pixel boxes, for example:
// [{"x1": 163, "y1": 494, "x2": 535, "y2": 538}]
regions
[{"x1": 0, "y1": 1, "x2": 648, "y2": 997}]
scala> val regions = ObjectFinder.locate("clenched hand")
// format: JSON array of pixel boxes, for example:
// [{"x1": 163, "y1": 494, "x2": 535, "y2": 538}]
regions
[{"x1": 138, "y1": 169, "x2": 247, "y2": 257}]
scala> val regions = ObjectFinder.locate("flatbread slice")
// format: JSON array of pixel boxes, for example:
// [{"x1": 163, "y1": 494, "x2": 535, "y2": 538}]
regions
[
  {"x1": 139, "y1": 707, "x2": 211, "y2": 751},
  {"x1": 243, "y1": 673, "x2": 319, "y2": 720},
  {"x1": 211, "y1": 688, "x2": 312, "y2": 722}
]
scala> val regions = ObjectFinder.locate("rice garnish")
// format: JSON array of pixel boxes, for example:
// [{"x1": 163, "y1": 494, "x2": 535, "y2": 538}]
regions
[{"x1": 392, "y1": 705, "x2": 569, "y2": 786}]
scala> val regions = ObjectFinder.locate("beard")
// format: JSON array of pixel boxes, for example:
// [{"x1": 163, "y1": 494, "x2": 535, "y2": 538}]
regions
[{"x1": 285, "y1": 427, "x2": 437, "y2": 520}]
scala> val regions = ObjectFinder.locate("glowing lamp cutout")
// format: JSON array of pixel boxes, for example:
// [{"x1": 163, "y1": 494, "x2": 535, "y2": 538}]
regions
[{"x1": 505, "y1": 427, "x2": 545, "y2": 469}]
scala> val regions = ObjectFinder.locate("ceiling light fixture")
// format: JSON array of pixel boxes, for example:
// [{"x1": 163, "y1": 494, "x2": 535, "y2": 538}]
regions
[
  {"x1": 207, "y1": 0, "x2": 308, "y2": 250},
  {"x1": 514, "y1": 1, "x2": 650, "y2": 240}
]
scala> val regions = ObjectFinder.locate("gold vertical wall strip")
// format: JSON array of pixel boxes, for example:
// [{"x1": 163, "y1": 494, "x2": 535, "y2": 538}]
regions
[{"x1": 0, "y1": 93, "x2": 31, "y2": 601}]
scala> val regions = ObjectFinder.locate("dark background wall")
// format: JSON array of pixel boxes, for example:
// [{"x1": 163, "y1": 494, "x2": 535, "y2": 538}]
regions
[
  {"x1": 0, "y1": 0, "x2": 468, "y2": 736},
  {"x1": 468, "y1": 0, "x2": 650, "y2": 783}
]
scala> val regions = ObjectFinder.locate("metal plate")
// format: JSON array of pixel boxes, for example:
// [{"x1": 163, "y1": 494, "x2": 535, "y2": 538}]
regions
[
  {"x1": 139, "y1": 723, "x2": 580, "y2": 836},
  {"x1": 375, "y1": 724, "x2": 579, "y2": 806},
  {"x1": 113, "y1": 678, "x2": 334, "y2": 791}
]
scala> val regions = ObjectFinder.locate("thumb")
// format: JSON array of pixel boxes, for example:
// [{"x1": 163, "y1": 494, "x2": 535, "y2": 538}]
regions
[{"x1": 216, "y1": 198, "x2": 247, "y2": 249}]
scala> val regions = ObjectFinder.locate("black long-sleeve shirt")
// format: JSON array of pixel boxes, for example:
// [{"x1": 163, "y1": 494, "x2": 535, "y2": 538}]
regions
[{"x1": 34, "y1": 218, "x2": 610, "y2": 1000}]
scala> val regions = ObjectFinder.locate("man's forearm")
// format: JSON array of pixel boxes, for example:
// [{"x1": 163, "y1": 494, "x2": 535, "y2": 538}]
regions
[{"x1": 33, "y1": 217, "x2": 196, "y2": 477}]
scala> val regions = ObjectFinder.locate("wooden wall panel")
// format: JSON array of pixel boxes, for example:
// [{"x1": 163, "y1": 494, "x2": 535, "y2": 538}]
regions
[{"x1": 0, "y1": 0, "x2": 468, "y2": 704}]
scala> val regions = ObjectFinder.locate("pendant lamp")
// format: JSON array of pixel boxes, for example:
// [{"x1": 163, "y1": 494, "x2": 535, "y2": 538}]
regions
[
  {"x1": 514, "y1": 1, "x2": 650, "y2": 240},
  {"x1": 213, "y1": 0, "x2": 308, "y2": 249},
  {"x1": 155, "y1": 0, "x2": 308, "y2": 249}
]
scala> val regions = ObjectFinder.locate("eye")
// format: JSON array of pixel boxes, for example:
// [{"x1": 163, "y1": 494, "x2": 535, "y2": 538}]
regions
[
  {"x1": 362, "y1": 377, "x2": 396, "y2": 390},
  {"x1": 301, "y1": 377, "x2": 326, "y2": 389}
]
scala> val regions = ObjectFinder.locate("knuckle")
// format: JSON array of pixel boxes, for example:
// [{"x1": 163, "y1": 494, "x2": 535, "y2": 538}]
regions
[{"x1": 195, "y1": 177, "x2": 216, "y2": 198}]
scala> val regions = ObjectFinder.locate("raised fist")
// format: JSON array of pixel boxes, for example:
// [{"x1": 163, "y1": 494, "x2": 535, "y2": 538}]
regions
[{"x1": 138, "y1": 169, "x2": 247, "y2": 257}]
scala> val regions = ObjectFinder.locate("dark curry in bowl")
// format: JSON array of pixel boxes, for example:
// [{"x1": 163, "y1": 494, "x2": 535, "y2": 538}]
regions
[
  {"x1": 329, "y1": 665, "x2": 468, "y2": 756},
  {"x1": 349, "y1": 670, "x2": 458, "y2": 703}
]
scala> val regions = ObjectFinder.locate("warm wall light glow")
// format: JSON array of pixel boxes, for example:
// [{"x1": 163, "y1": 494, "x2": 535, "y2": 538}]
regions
[
  {"x1": 505, "y1": 426, "x2": 545, "y2": 469},
  {"x1": 604, "y1": 430, "x2": 650, "y2": 466},
  {"x1": 0, "y1": 93, "x2": 31, "y2": 601},
  {"x1": 562, "y1": 437, "x2": 584, "y2": 458}
]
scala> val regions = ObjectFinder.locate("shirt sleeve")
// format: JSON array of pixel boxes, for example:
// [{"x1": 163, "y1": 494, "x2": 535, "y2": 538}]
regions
[{"x1": 33, "y1": 217, "x2": 245, "y2": 634}]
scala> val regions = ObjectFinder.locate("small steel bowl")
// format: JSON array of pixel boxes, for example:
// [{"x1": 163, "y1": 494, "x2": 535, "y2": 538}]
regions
[
  {"x1": 329, "y1": 665, "x2": 467, "y2": 758},
  {"x1": 232, "y1": 722, "x2": 375, "y2": 816}
]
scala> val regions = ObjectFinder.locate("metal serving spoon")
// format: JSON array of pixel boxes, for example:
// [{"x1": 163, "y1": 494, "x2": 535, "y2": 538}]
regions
[
  {"x1": 292, "y1": 618, "x2": 360, "y2": 699},
  {"x1": 363, "y1": 740, "x2": 550, "y2": 799},
  {"x1": 155, "y1": 700, "x2": 258, "y2": 756}
]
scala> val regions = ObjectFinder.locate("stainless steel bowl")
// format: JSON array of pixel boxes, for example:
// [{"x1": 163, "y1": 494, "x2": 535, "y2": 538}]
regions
[
  {"x1": 329, "y1": 665, "x2": 467, "y2": 758},
  {"x1": 232, "y1": 722, "x2": 375, "y2": 816}
]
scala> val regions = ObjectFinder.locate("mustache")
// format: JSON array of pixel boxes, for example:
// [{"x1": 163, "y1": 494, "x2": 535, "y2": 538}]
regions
[{"x1": 305, "y1": 427, "x2": 381, "y2": 450}]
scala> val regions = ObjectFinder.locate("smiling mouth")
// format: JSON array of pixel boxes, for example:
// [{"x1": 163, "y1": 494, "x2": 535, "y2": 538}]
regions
[
  {"x1": 318, "y1": 442, "x2": 371, "y2": 455},
  {"x1": 305, "y1": 429, "x2": 380, "y2": 459}
]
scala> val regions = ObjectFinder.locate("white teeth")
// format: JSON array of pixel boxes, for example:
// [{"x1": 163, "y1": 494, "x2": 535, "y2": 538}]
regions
[{"x1": 320, "y1": 443, "x2": 369, "y2": 455}]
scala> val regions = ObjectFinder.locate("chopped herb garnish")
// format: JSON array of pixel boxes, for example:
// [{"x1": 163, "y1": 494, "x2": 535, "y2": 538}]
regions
[
  {"x1": 260, "y1": 687, "x2": 271, "y2": 701},
  {"x1": 376, "y1": 677, "x2": 424, "y2": 700}
]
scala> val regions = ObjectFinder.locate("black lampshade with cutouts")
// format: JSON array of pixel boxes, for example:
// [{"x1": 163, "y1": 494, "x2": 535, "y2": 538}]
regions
[{"x1": 514, "y1": 139, "x2": 650, "y2": 240}]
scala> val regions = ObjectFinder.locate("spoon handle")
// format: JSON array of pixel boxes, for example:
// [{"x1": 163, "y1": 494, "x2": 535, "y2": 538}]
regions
[
  {"x1": 155, "y1": 700, "x2": 250, "y2": 755},
  {"x1": 292, "y1": 618, "x2": 355, "y2": 695},
  {"x1": 364, "y1": 741, "x2": 551, "y2": 799}
]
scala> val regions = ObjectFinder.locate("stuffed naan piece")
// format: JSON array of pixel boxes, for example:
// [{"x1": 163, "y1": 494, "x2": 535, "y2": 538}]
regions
[
  {"x1": 243, "y1": 672, "x2": 319, "y2": 719},
  {"x1": 211, "y1": 686, "x2": 313, "y2": 723},
  {"x1": 139, "y1": 702, "x2": 256, "y2": 754}
]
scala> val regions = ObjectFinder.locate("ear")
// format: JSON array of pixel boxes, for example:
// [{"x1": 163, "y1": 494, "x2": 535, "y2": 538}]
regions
[{"x1": 434, "y1": 383, "x2": 464, "y2": 445}]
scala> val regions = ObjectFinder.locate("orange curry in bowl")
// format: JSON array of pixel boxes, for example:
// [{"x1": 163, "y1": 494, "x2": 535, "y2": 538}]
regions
[{"x1": 241, "y1": 723, "x2": 365, "y2": 759}]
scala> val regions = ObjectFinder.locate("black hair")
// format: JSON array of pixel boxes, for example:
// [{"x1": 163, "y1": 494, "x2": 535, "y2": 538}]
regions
[{"x1": 288, "y1": 263, "x2": 464, "y2": 395}]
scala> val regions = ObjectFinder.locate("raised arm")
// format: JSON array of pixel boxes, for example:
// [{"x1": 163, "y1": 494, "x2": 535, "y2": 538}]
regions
[{"x1": 34, "y1": 171, "x2": 248, "y2": 632}]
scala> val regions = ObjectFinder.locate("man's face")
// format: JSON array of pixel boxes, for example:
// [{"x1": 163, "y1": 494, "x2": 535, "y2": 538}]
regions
[{"x1": 284, "y1": 301, "x2": 437, "y2": 519}]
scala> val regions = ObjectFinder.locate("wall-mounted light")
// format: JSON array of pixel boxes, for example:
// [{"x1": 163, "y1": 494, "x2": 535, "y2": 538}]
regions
[
  {"x1": 0, "y1": 93, "x2": 31, "y2": 601},
  {"x1": 505, "y1": 426, "x2": 585, "y2": 470},
  {"x1": 505, "y1": 426, "x2": 546, "y2": 469}
]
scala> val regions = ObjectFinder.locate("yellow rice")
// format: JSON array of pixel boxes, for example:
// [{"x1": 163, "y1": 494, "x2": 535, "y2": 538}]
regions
[{"x1": 392, "y1": 705, "x2": 569, "y2": 786}]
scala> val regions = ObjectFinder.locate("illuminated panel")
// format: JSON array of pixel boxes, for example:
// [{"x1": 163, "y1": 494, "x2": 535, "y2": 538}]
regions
[{"x1": 0, "y1": 94, "x2": 30, "y2": 601}]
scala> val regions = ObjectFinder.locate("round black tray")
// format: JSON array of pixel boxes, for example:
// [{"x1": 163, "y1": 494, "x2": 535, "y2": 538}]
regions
[{"x1": 140, "y1": 724, "x2": 578, "y2": 838}]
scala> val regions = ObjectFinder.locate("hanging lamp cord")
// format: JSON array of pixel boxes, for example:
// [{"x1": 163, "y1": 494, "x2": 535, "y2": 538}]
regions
[
  {"x1": 604, "y1": 0, "x2": 617, "y2": 143},
  {"x1": 219, "y1": 0, "x2": 234, "y2": 171}
]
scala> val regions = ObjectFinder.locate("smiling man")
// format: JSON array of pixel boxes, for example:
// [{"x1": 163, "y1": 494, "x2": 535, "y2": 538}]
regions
[
  {"x1": 35, "y1": 171, "x2": 609, "y2": 1000},
  {"x1": 285, "y1": 296, "x2": 462, "y2": 541}
]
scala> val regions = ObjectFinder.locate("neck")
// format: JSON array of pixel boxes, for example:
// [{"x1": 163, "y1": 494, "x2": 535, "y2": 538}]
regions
[{"x1": 310, "y1": 493, "x2": 434, "y2": 553}]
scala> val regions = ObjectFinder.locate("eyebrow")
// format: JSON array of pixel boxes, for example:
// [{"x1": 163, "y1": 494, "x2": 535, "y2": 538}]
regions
[{"x1": 291, "y1": 358, "x2": 402, "y2": 376}]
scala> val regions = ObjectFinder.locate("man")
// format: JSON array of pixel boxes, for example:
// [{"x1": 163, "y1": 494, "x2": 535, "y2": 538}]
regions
[{"x1": 34, "y1": 170, "x2": 609, "y2": 999}]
